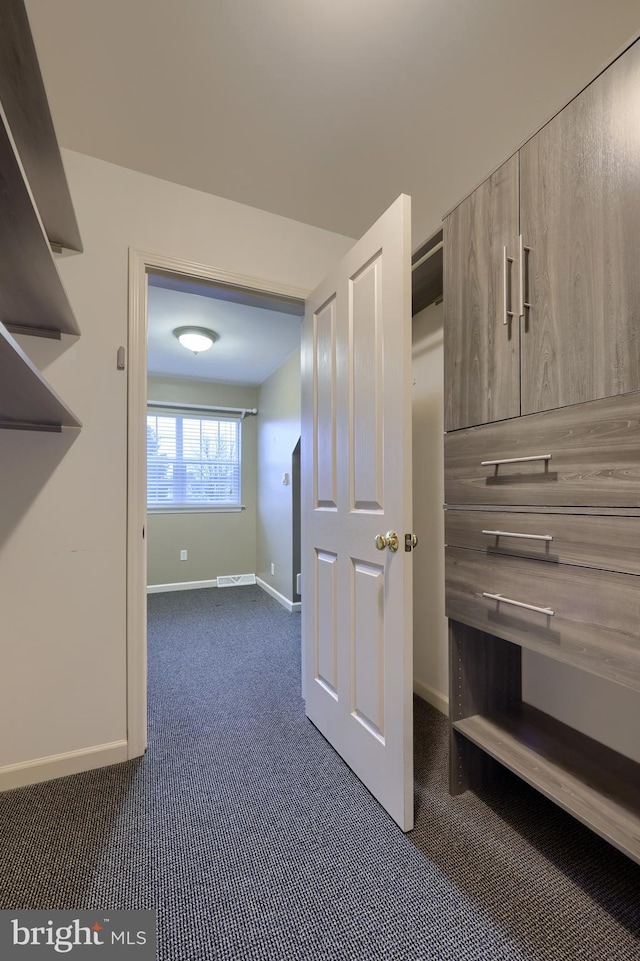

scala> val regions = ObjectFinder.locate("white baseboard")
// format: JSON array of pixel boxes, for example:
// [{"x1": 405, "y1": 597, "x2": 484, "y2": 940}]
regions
[
  {"x1": 0, "y1": 740, "x2": 129, "y2": 792},
  {"x1": 147, "y1": 578, "x2": 219, "y2": 593},
  {"x1": 256, "y1": 577, "x2": 301, "y2": 612},
  {"x1": 413, "y1": 678, "x2": 449, "y2": 716}
]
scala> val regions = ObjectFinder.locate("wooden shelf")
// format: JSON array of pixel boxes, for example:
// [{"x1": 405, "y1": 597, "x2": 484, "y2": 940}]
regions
[
  {"x1": 0, "y1": 0, "x2": 82, "y2": 252},
  {"x1": 0, "y1": 323, "x2": 81, "y2": 430},
  {"x1": 412, "y1": 229, "x2": 443, "y2": 314},
  {"x1": 0, "y1": 106, "x2": 79, "y2": 336},
  {"x1": 453, "y1": 704, "x2": 640, "y2": 864}
]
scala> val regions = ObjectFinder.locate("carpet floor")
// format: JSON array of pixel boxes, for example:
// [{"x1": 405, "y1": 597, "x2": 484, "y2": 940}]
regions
[{"x1": 0, "y1": 585, "x2": 639, "y2": 959}]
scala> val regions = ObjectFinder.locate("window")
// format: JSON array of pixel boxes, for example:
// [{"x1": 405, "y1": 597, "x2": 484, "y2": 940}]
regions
[{"x1": 147, "y1": 408, "x2": 241, "y2": 510}]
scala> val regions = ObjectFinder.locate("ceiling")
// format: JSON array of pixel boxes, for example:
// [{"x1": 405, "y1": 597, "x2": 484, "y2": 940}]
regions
[
  {"x1": 146, "y1": 275, "x2": 303, "y2": 386},
  {"x1": 24, "y1": 0, "x2": 640, "y2": 246}
]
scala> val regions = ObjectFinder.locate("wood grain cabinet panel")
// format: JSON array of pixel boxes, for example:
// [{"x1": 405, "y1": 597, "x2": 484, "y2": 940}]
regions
[
  {"x1": 446, "y1": 546, "x2": 640, "y2": 692},
  {"x1": 520, "y1": 39, "x2": 640, "y2": 415},
  {"x1": 445, "y1": 509, "x2": 640, "y2": 576},
  {"x1": 444, "y1": 391, "x2": 640, "y2": 508},
  {"x1": 443, "y1": 35, "x2": 640, "y2": 863},
  {"x1": 444, "y1": 155, "x2": 519, "y2": 431}
]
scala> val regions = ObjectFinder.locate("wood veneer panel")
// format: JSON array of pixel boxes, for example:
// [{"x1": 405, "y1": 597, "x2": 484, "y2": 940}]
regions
[
  {"x1": 445, "y1": 546, "x2": 640, "y2": 691},
  {"x1": 0, "y1": 112, "x2": 79, "y2": 335},
  {"x1": 449, "y1": 622, "x2": 521, "y2": 794},
  {"x1": 0, "y1": 323, "x2": 81, "y2": 429},
  {"x1": 444, "y1": 155, "x2": 519, "y2": 431},
  {"x1": 444, "y1": 392, "x2": 640, "y2": 508},
  {"x1": 454, "y1": 706, "x2": 640, "y2": 864},
  {"x1": 0, "y1": 0, "x2": 82, "y2": 251},
  {"x1": 520, "y1": 38, "x2": 640, "y2": 415},
  {"x1": 445, "y1": 509, "x2": 640, "y2": 575}
]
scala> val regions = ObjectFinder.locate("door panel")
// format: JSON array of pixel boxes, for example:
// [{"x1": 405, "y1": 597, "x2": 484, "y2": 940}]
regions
[
  {"x1": 520, "y1": 38, "x2": 640, "y2": 415},
  {"x1": 301, "y1": 195, "x2": 414, "y2": 830},
  {"x1": 444, "y1": 155, "x2": 520, "y2": 431}
]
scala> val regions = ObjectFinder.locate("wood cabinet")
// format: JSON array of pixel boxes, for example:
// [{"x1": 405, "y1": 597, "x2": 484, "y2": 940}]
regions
[
  {"x1": 444, "y1": 155, "x2": 519, "y2": 431},
  {"x1": 0, "y1": 0, "x2": 81, "y2": 431},
  {"x1": 445, "y1": 37, "x2": 640, "y2": 432},
  {"x1": 443, "y1": 35, "x2": 640, "y2": 865},
  {"x1": 520, "y1": 38, "x2": 640, "y2": 415}
]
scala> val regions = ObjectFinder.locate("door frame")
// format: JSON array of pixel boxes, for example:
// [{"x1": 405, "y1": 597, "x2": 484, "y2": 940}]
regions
[{"x1": 126, "y1": 248, "x2": 309, "y2": 758}]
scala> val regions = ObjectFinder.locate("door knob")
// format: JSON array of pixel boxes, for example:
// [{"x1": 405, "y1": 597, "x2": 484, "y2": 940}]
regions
[{"x1": 375, "y1": 531, "x2": 399, "y2": 552}]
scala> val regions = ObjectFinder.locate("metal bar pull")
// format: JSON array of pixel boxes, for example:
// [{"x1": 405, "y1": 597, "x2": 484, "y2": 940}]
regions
[
  {"x1": 481, "y1": 453, "x2": 552, "y2": 467},
  {"x1": 503, "y1": 246, "x2": 514, "y2": 326},
  {"x1": 519, "y1": 234, "x2": 531, "y2": 316},
  {"x1": 481, "y1": 530, "x2": 553, "y2": 542},
  {"x1": 482, "y1": 592, "x2": 554, "y2": 616}
]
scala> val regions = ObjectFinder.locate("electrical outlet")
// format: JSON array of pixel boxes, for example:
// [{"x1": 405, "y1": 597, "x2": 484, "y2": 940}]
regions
[
  {"x1": 270, "y1": 562, "x2": 275, "y2": 576},
  {"x1": 180, "y1": 549, "x2": 188, "y2": 561}
]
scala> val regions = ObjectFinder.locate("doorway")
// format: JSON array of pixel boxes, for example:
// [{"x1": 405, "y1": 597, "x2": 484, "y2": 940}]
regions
[{"x1": 127, "y1": 250, "x2": 309, "y2": 757}]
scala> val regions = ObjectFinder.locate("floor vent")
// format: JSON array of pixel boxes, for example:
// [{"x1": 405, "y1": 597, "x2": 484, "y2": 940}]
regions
[{"x1": 217, "y1": 574, "x2": 257, "y2": 588}]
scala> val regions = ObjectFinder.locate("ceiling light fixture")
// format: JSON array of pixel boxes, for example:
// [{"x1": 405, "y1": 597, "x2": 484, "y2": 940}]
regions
[{"x1": 173, "y1": 326, "x2": 218, "y2": 354}]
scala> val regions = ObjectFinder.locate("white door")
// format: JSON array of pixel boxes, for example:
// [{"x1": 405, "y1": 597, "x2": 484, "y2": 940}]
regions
[{"x1": 301, "y1": 195, "x2": 414, "y2": 831}]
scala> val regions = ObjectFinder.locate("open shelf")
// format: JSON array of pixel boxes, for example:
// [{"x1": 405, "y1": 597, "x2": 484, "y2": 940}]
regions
[
  {"x1": 0, "y1": 105, "x2": 79, "y2": 336},
  {"x1": 412, "y1": 228, "x2": 443, "y2": 314},
  {"x1": 453, "y1": 704, "x2": 640, "y2": 864},
  {"x1": 0, "y1": 0, "x2": 82, "y2": 252},
  {"x1": 0, "y1": 323, "x2": 81, "y2": 430}
]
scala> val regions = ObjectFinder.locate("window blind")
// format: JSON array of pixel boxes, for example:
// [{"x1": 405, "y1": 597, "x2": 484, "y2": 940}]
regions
[{"x1": 147, "y1": 408, "x2": 241, "y2": 510}]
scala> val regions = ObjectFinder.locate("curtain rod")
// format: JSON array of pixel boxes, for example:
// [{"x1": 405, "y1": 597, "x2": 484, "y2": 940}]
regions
[{"x1": 148, "y1": 400, "x2": 258, "y2": 419}]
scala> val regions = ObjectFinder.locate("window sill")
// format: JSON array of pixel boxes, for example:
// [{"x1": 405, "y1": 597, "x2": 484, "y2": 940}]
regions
[{"x1": 147, "y1": 505, "x2": 246, "y2": 514}]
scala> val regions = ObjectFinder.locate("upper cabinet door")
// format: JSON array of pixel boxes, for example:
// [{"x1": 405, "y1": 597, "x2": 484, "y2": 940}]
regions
[
  {"x1": 444, "y1": 155, "x2": 520, "y2": 431},
  {"x1": 520, "y1": 39, "x2": 640, "y2": 416}
]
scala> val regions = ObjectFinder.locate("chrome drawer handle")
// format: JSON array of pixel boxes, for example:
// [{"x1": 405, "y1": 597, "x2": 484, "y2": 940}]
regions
[
  {"x1": 503, "y1": 246, "x2": 515, "y2": 326},
  {"x1": 481, "y1": 454, "x2": 552, "y2": 466},
  {"x1": 481, "y1": 530, "x2": 553, "y2": 542},
  {"x1": 482, "y1": 592, "x2": 554, "y2": 616},
  {"x1": 519, "y1": 233, "x2": 531, "y2": 316}
]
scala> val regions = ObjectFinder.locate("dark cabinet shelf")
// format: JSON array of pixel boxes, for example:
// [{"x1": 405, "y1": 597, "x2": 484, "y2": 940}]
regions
[
  {"x1": 0, "y1": 324, "x2": 81, "y2": 430},
  {"x1": 412, "y1": 228, "x2": 443, "y2": 315},
  {"x1": 0, "y1": 108, "x2": 79, "y2": 337},
  {"x1": 453, "y1": 705, "x2": 640, "y2": 864},
  {"x1": 0, "y1": 0, "x2": 82, "y2": 252},
  {"x1": 0, "y1": 0, "x2": 82, "y2": 431}
]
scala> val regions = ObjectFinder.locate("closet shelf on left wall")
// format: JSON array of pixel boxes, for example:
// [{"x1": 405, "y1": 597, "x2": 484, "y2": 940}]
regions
[{"x1": 0, "y1": 0, "x2": 83, "y2": 432}]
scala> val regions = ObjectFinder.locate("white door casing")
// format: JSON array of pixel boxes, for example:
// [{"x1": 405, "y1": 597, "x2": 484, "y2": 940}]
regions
[
  {"x1": 301, "y1": 195, "x2": 414, "y2": 831},
  {"x1": 126, "y1": 249, "x2": 308, "y2": 759}
]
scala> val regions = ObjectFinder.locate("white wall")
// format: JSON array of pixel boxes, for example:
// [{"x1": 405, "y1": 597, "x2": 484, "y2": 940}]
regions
[
  {"x1": 256, "y1": 349, "x2": 302, "y2": 606},
  {"x1": 412, "y1": 301, "x2": 448, "y2": 713},
  {"x1": 0, "y1": 150, "x2": 353, "y2": 788}
]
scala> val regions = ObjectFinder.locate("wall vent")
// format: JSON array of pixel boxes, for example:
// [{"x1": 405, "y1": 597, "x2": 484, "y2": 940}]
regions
[{"x1": 217, "y1": 573, "x2": 257, "y2": 588}]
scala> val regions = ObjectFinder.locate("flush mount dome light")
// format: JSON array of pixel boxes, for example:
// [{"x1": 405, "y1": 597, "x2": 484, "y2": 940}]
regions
[{"x1": 173, "y1": 326, "x2": 218, "y2": 354}]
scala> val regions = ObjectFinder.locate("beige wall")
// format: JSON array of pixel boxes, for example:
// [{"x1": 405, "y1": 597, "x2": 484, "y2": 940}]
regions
[
  {"x1": 0, "y1": 149, "x2": 353, "y2": 781},
  {"x1": 256, "y1": 349, "x2": 302, "y2": 604},
  {"x1": 146, "y1": 377, "x2": 258, "y2": 586},
  {"x1": 412, "y1": 302, "x2": 448, "y2": 713}
]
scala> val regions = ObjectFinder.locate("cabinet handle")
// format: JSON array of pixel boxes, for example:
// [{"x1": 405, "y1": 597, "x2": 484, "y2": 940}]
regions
[
  {"x1": 480, "y1": 453, "x2": 552, "y2": 466},
  {"x1": 503, "y1": 246, "x2": 515, "y2": 326},
  {"x1": 482, "y1": 592, "x2": 554, "y2": 616},
  {"x1": 519, "y1": 234, "x2": 531, "y2": 316},
  {"x1": 481, "y1": 530, "x2": 553, "y2": 542}
]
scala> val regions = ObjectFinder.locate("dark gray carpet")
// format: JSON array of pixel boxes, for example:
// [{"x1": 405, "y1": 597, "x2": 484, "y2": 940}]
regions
[{"x1": 1, "y1": 584, "x2": 639, "y2": 960}]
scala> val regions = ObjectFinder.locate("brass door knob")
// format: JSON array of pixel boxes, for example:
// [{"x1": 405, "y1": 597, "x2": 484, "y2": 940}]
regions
[{"x1": 375, "y1": 531, "x2": 399, "y2": 552}]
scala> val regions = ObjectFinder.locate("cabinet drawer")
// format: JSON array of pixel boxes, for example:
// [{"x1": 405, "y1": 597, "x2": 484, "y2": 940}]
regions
[
  {"x1": 444, "y1": 392, "x2": 640, "y2": 507},
  {"x1": 445, "y1": 546, "x2": 640, "y2": 691},
  {"x1": 445, "y1": 510, "x2": 640, "y2": 575}
]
